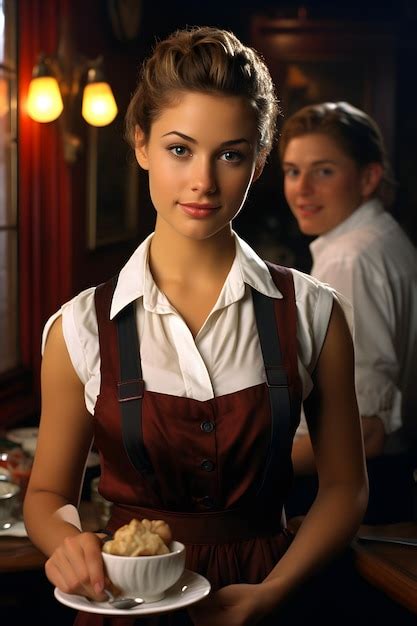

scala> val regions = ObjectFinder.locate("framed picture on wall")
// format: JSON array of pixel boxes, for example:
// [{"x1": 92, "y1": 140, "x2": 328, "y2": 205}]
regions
[
  {"x1": 0, "y1": 49, "x2": 18, "y2": 373},
  {"x1": 86, "y1": 124, "x2": 139, "y2": 249}
]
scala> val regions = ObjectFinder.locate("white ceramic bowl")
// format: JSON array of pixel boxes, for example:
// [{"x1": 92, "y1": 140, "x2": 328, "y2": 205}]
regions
[{"x1": 102, "y1": 541, "x2": 185, "y2": 602}]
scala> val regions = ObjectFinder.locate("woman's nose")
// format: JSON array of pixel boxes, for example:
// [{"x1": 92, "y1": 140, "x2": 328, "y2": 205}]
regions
[{"x1": 191, "y1": 159, "x2": 217, "y2": 194}]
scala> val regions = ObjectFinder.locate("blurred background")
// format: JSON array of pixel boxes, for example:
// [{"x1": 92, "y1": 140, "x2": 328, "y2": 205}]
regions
[
  {"x1": 1, "y1": 2, "x2": 417, "y2": 624},
  {"x1": 1, "y1": 0, "x2": 417, "y2": 427}
]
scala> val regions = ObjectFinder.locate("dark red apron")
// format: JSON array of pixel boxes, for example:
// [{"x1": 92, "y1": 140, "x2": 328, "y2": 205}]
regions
[{"x1": 74, "y1": 263, "x2": 301, "y2": 626}]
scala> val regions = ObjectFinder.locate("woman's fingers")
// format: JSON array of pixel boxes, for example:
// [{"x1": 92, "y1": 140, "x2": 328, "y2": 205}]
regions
[
  {"x1": 80, "y1": 533, "x2": 108, "y2": 597},
  {"x1": 45, "y1": 558, "x2": 73, "y2": 593},
  {"x1": 45, "y1": 532, "x2": 107, "y2": 601}
]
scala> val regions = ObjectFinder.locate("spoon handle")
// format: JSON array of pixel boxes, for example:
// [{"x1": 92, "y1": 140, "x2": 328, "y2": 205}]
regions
[{"x1": 103, "y1": 588, "x2": 144, "y2": 609}]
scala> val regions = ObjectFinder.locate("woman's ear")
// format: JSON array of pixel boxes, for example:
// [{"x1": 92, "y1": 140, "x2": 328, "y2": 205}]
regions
[
  {"x1": 361, "y1": 162, "x2": 383, "y2": 200},
  {"x1": 134, "y1": 125, "x2": 149, "y2": 170}
]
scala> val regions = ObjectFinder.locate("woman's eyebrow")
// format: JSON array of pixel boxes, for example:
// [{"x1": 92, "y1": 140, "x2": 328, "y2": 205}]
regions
[{"x1": 161, "y1": 131, "x2": 251, "y2": 147}]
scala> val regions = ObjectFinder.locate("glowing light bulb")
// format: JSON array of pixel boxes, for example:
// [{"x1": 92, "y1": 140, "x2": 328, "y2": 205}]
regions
[
  {"x1": 82, "y1": 81, "x2": 118, "y2": 127},
  {"x1": 27, "y1": 76, "x2": 63, "y2": 122}
]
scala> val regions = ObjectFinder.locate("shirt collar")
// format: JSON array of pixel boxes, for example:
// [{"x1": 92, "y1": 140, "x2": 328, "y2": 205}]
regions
[
  {"x1": 110, "y1": 231, "x2": 282, "y2": 320},
  {"x1": 110, "y1": 233, "x2": 151, "y2": 319},
  {"x1": 233, "y1": 233, "x2": 283, "y2": 300},
  {"x1": 310, "y1": 198, "x2": 384, "y2": 261}
]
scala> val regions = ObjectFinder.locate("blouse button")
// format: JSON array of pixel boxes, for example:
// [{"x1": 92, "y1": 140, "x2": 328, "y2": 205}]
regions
[
  {"x1": 200, "y1": 420, "x2": 215, "y2": 433},
  {"x1": 200, "y1": 459, "x2": 215, "y2": 472}
]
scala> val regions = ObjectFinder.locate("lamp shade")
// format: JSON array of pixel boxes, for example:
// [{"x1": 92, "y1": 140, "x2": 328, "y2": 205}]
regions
[
  {"x1": 27, "y1": 75, "x2": 63, "y2": 122},
  {"x1": 82, "y1": 81, "x2": 118, "y2": 127}
]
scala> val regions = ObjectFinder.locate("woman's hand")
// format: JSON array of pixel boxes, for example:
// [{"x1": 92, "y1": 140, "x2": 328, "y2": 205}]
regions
[
  {"x1": 189, "y1": 583, "x2": 275, "y2": 626},
  {"x1": 45, "y1": 532, "x2": 109, "y2": 602}
]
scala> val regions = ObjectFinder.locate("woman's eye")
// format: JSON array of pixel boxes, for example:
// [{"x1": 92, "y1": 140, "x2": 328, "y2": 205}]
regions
[
  {"x1": 168, "y1": 145, "x2": 189, "y2": 157},
  {"x1": 220, "y1": 151, "x2": 243, "y2": 163}
]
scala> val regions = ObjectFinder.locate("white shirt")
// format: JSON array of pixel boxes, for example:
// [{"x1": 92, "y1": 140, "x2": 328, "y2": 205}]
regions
[
  {"x1": 297, "y1": 199, "x2": 417, "y2": 453},
  {"x1": 42, "y1": 233, "x2": 337, "y2": 416}
]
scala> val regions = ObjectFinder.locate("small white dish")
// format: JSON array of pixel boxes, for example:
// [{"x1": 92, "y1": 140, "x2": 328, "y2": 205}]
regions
[
  {"x1": 7, "y1": 427, "x2": 39, "y2": 443},
  {"x1": 6, "y1": 428, "x2": 99, "y2": 466},
  {"x1": 102, "y1": 540, "x2": 185, "y2": 603},
  {"x1": 54, "y1": 569, "x2": 211, "y2": 615},
  {"x1": 0, "y1": 520, "x2": 27, "y2": 537},
  {"x1": 7, "y1": 427, "x2": 39, "y2": 456}
]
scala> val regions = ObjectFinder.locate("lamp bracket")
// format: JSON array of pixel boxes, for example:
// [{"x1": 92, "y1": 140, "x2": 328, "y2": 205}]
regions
[{"x1": 39, "y1": 9, "x2": 106, "y2": 164}]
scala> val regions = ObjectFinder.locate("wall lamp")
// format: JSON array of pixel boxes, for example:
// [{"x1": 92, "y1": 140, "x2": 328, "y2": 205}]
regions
[{"x1": 26, "y1": 19, "x2": 118, "y2": 163}]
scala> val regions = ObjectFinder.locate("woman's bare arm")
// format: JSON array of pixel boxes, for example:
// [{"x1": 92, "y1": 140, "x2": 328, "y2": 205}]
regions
[
  {"x1": 292, "y1": 414, "x2": 385, "y2": 475},
  {"x1": 262, "y1": 298, "x2": 368, "y2": 598},
  {"x1": 23, "y1": 317, "x2": 107, "y2": 599}
]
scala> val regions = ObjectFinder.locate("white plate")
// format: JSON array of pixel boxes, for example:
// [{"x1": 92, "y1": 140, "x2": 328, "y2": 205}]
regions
[
  {"x1": 54, "y1": 569, "x2": 211, "y2": 616},
  {"x1": 6, "y1": 427, "x2": 100, "y2": 467},
  {"x1": 6, "y1": 427, "x2": 39, "y2": 444},
  {"x1": 0, "y1": 520, "x2": 27, "y2": 537}
]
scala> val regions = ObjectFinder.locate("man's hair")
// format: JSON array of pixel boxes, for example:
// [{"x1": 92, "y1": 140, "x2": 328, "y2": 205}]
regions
[{"x1": 279, "y1": 101, "x2": 395, "y2": 204}]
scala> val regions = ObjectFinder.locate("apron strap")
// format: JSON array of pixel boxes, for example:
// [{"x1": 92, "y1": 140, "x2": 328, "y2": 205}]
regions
[
  {"x1": 115, "y1": 298, "x2": 153, "y2": 475},
  {"x1": 251, "y1": 282, "x2": 292, "y2": 505},
  {"x1": 114, "y1": 265, "x2": 296, "y2": 504}
]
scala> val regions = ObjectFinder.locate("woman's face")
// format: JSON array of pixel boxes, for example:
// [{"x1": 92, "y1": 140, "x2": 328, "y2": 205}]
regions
[
  {"x1": 282, "y1": 132, "x2": 373, "y2": 236},
  {"x1": 135, "y1": 91, "x2": 262, "y2": 242}
]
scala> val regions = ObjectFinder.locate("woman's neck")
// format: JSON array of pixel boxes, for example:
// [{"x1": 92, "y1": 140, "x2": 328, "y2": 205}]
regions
[
  {"x1": 148, "y1": 221, "x2": 237, "y2": 337},
  {"x1": 149, "y1": 222, "x2": 236, "y2": 288}
]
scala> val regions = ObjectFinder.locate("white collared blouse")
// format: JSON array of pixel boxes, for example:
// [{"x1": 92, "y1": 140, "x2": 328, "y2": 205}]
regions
[
  {"x1": 306, "y1": 199, "x2": 417, "y2": 451},
  {"x1": 42, "y1": 233, "x2": 338, "y2": 416}
]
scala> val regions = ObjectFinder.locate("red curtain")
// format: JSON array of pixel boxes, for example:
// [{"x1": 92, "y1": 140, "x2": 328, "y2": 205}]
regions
[{"x1": 18, "y1": 0, "x2": 73, "y2": 409}]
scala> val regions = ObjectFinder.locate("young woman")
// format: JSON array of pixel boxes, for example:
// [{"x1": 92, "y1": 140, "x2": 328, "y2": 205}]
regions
[
  {"x1": 280, "y1": 101, "x2": 417, "y2": 522},
  {"x1": 24, "y1": 29, "x2": 367, "y2": 626}
]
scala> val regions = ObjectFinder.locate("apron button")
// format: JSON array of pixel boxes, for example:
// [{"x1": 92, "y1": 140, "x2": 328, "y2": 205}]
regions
[
  {"x1": 200, "y1": 420, "x2": 215, "y2": 433},
  {"x1": 200, "y1": 459, "x2": 215, "y2": 472},
  {"x1": 200, "y1": 459, "x2": 214, "y2": 472}
]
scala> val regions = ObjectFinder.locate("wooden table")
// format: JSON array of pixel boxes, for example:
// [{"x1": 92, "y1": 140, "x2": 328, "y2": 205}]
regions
[
  {"x1": 0, "y1": 503, "x2": 102, "y2": 625},
  {"x1": 2, "y1": 509, "x2": 417, "y2": 616},
  {"x1": 288, "y1": 516, "x2": 417, "y2": 616},
  {"x1": 0, "y1": 535, "x2": 46, "y2": 572},
  {"x1": 352, "y1": 522, "x2": 417, "y2": 615},
  {"x1": 0, "y1": 501, "x2": 101, "y2": 573}
]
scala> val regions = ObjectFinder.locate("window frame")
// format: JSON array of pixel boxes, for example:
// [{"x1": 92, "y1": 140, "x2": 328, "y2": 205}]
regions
[{"x1": 1, "y1": 1, "x2": 72, "y2": 428}]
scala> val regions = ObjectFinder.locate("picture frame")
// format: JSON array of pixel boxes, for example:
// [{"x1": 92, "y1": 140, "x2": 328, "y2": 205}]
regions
[
  {"x1": 86, "y1": 124, "x2": 139, "y2": 250},
  {"x1": 0, "y1": 33, "x2": 18, "y2": 373}
]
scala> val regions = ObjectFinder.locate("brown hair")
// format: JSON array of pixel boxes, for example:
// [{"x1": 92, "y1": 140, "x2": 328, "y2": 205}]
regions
[
  {"x1": 125, "y1": 26, "x2": 279, "y2": 155},
  {"x1": 279, "y1": 101, "x2": 395, "y2": 204}
]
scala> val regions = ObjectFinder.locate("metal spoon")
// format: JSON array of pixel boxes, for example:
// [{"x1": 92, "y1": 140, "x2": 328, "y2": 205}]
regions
[{"x1": 104, "y1": 588, "x2": 145, "y2": 610}]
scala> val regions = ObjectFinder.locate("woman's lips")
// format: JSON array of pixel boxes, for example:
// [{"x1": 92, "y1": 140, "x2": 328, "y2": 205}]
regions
[{"x1": 178, "y1": 202, "x2": 220, "y2": 218}]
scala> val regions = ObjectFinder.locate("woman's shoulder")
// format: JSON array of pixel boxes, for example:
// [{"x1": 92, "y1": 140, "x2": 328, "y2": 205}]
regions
[
  {"x1": 286, "y1": 267, "x2": 351, "y2": 378},
  {"x1": 288, "y1": 266, "x2": 336, "y2": 309},
  {"x1": 42, "y1": 286, "x2": 98, "y2": 358}
]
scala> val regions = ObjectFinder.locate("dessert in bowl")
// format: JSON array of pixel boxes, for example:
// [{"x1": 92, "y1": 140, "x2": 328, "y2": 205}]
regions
[{"x1": 102, "y1": 518, "x2": 185, "y2": 602}]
